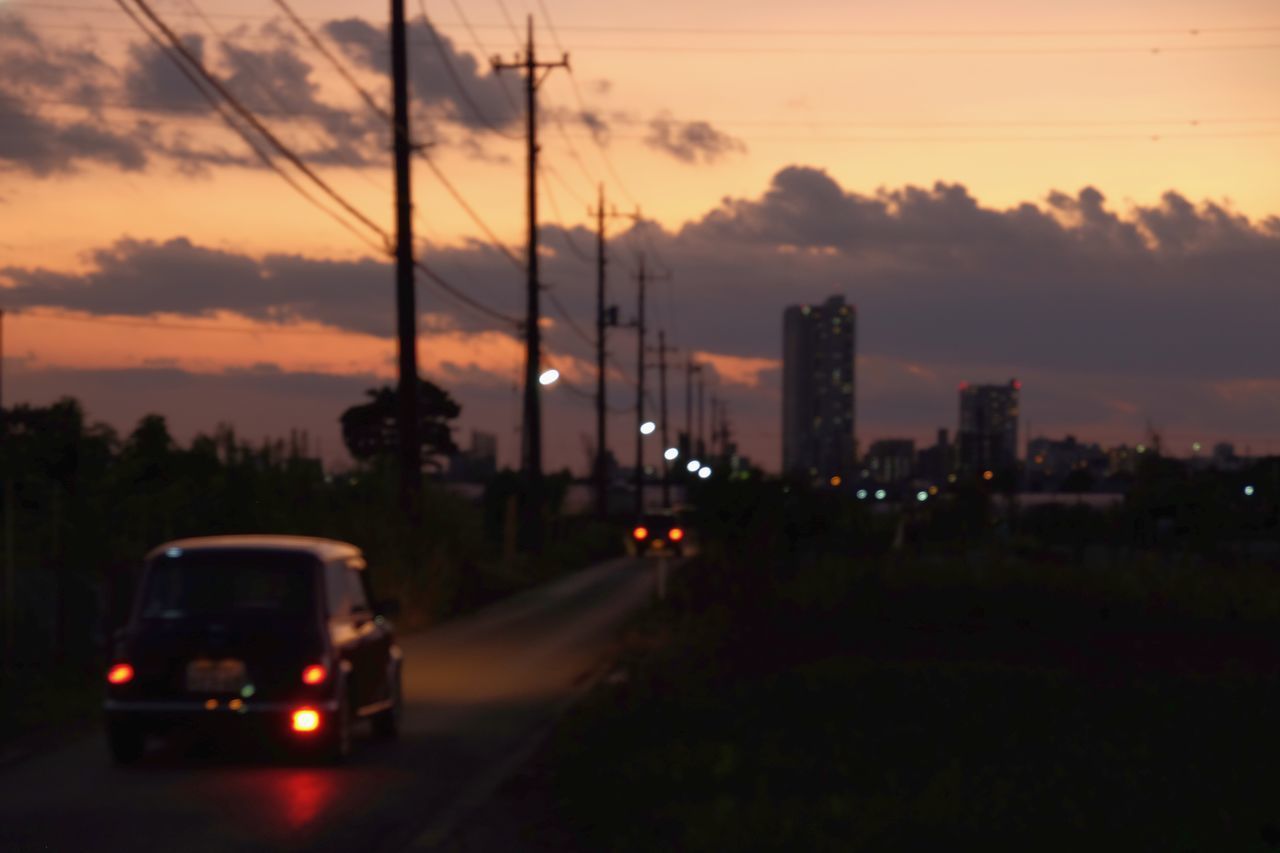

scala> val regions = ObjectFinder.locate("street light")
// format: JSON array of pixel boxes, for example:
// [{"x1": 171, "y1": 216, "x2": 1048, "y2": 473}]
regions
[
  {"x1": 856, "y1": 489, "x2": 868, "y2": 500},
  {"x1": 874, "y1": 489, "x2": 887, "y2": 500},
  {"x1": 916, "y1": 490, "x2": 928, "y2": 502},
  {"x1": 664, "y1": 447, "x2": 679, "y2": 461},
  {"x1": 686, "y1": 459, "x2": 701, "y2": 472},
  {"x1": 538, "y1": 368, "x2": 560, "y2": 386},
  {"x1": 1244, "y1": 485, "x2": 1256, "y2": 496},
  {"x1": 698, "y1": 466, "x2": 712, "y2": 479},
  {"x1": 639, "y1": 420, "x2": 656, "y2": 435}
]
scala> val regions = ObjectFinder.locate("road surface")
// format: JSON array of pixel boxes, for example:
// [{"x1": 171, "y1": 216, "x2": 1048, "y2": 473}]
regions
[{"x1": 0, "y1": 555, "x2": 663, "y2": 852}]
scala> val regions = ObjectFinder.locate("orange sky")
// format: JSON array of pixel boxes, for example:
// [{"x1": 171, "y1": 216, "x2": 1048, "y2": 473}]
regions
[{"x1": 2, "y1": 0, "x2": 1278, "y2": 468}]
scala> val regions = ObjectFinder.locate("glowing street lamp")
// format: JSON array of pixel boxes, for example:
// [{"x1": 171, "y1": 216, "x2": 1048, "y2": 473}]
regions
[
  {"x1": 538, "y1": 368, "x2": 560, "y2": 386},
  {"x1": 686, "y1": 459, "x2": 701, "y2": 473},
  {"x1": 1244, "y1": 485, "x2": 1256, "y2": 496},
  {"x1": 874, "y1": 489, "x2": 887, "y2": 500},
  {"x1": 639, "y1": 420, "x2": 656, "y2": 435},
  {"x1": 916, "y1": 490, "x2": 928, "y2": 502},
  {"x1": 698, "y1": 466, "x2": 712, "y2": 479},
  {"x1": 856, "y1": 489, "x2": 868, "y2": 500},
  {"x1": 664, "y1": 447, "x2": 679, "y2": 461}
]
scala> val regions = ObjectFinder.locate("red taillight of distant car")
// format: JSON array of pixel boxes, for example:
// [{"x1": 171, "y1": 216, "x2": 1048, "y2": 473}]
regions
[
  {"x1": 106, "y1": 663, "x2": 134, "y2": 685},
  {"x1": 669, "y1": 528, "x2": 684, "y2": 541},
  {"x1": 633, "y1": 526, "x2": 648, "y2": 540},
  {"x1": 301, "y1": 664, "x2": 328, "y2": 685},
  {"x1": 291, "y1": 708, "x2": 321, "y2": 734}
]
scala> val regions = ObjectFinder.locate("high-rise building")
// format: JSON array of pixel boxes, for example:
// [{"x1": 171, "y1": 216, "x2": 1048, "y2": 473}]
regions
[
  {"x1": 957, "y1": 380, "x2": 1020, "y2": 475},
  {"x1": 865, "y1": 439, "x2": 916, "y2": 484},
  {"x1": 782, "y1": 295, "x2": 856, "y2": 479}
]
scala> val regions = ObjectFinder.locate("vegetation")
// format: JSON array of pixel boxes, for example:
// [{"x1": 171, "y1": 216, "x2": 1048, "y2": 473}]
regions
[
  {"x1": 0, "y1": 395, "x2": 621, "y2": 751},
  {"x1": 546, "y1": 475, "x2": 1280, "y2": 851}
]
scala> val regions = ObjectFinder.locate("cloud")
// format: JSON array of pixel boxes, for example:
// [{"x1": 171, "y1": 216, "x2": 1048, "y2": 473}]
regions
[
  {"x1": 323, "y1": 17, "x2": 520, "y2": 134},
  {"x1": 0, "y1": 89, "x2": 149, "y2": 175},
  {"x1": 4, "y1": 168, "x2": 1279, "y2": 467},
  {"x1": 644, "y1": 112, "x2": 746, "y2": 164}
]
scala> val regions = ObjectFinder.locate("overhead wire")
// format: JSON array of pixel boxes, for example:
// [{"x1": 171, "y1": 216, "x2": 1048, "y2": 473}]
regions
[
  {"x1": 418, "y1": 0, "x2": 522, "y2": 140},
  {"x1": 110, "y1": 0, "x2": 388, "y2": 254},
  {"x1": 122, "y1": 0, "x2": 391, "y2": 246},
  {"x1": 450, "y1": 0, "x2": 521, "y2": 111}
]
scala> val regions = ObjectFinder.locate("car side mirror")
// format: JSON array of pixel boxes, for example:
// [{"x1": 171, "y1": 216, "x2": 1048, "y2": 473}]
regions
[{"x1": 375, "y1": 597, "x2": 401, "y2": 618}]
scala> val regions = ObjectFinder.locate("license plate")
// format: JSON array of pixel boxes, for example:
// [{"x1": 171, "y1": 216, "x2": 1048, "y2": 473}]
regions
[{"x1": 186, "y1": 659, "x2": 247, "y2": 693}]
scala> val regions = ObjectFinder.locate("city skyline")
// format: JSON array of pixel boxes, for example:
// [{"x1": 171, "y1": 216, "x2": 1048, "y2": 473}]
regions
[{"x1": 1, "y1": 0, "x2": 1277, "y2": 472}]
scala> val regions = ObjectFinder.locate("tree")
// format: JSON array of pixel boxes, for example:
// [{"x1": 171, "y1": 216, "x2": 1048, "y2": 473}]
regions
[{"x1": 340, "y1": 380, "x2": 461, "y2": 471}]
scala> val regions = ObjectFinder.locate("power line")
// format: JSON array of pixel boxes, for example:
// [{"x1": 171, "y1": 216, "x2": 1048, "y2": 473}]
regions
[
  {"x1": 418, "y1": 0, "x2": 522, "y2": 139},
  {"x1": 270, "y1": 0, "x2": 389, "y2": 121},
  {"x1": 450, "y1": 0, "x2": 520, "y2": 111},
  {"x1": 110, "y1": 0, "x2": 388, "y2": 254},
  {"x1": 537, "y1": 165, "x2": 594, "y2": 264},
  {"x1": 25, "y1": 5, "x2": 1280, "y2": 38},
  {"x1": 418, "y1": 155, "x2": 525, "y2": 271},
  {"x1": 414, "y1": 259, "x2": 521, "y2": 327},
  {"x1": 122, "y1": 0, "x2": 391, "y2": 245},
  {"x1": 544, "y1": 287, "x2": 595, "y2": 350}
]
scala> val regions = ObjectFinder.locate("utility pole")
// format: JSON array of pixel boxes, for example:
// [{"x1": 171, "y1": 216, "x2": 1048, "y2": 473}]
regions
[
  {"x1": 594, "y1": 184, "x2": 607, "y2": 519},
  {"x1": 390, "y1": 0, "x2": 420, "y2": 519},
  {"x1": 633, "y1": 255, "x2": 647, "y2": 518},
  {"x1": 697, "y1": 367, "x2": 707, "y2": 459},
  {"x1": 652, "y1": 331, "x2": 678, "y2": 508},
  {"x1": 494, "y1": 17, "x2": 568, "y2": 549},
  {"x1": 685, "y1": 356, "x2": 701, "y2": 461}
]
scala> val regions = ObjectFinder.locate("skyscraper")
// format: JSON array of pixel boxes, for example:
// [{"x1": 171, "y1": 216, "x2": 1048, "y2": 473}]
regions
[
  {"x1": 957, "y1": 380, "x2": 1020, "y2": 475},
  {"x1": 782, "y1": 295, "x2": 856, "y2": 479}
]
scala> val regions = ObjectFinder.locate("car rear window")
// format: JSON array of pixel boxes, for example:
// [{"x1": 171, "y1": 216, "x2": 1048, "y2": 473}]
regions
[{"x1": 140, "y1": 549, "x2": 318, "y2": 621}]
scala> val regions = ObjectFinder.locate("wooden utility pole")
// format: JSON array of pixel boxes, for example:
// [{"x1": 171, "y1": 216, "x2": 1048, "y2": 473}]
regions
[
  {"x1": 652, "y1": 331, "x2": 678, "y2": 508},
  {"x1": 686, "y1": 356, "x2": 701, "y2": 461},
  {"x1": 494, "y1": 16, "x2": 568, "y2": 549},
  {"x1": 633, "y1": 255, "x2": 647, "y2": 518},
  {"x1": 391, "y1": 0, "x2": 420, "y2": 519}
]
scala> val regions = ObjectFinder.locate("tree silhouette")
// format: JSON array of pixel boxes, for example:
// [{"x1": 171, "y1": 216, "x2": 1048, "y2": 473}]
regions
[{"x1": 340, "y1": 380, "x2": 461, "y2": 471}]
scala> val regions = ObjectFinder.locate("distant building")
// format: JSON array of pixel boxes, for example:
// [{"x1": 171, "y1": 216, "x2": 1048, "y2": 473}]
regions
[
  {"x1": 448, "y1": 430, "x2": 497, "y2": 481},
  {"x1": 782, "y1": 295, "x2": 856, "y2": 480},
  {"x1": 915, "y1": 428, "x2": 954, "y2": 484},
  {"x1": 1027, "y1": 435, "x2": 1108, "y2": 492},
  {"x1": 865, "y1": 439, "x2": 916, "y2": 484},
  {"x1": 957, "y1": 380, "x2": 1020, "y2": 476}
]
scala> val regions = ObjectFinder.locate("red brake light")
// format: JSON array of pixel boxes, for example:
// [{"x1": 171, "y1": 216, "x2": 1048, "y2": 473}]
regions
[
  {"x1": 291, "y1": 708, "x2": 321, "y2": 734},
  {"x1": 301, "y1": 664, "x2": 328, "y2": 685},
  {"x1": 669, "y1": 528, "x2": 684, "y2": 541},
  {"x1": 107, "y1": 663, "x2": 134, "y2": 685},
  {"x1": 633, "y1": 526, "x2": 648, "y2": 540}
]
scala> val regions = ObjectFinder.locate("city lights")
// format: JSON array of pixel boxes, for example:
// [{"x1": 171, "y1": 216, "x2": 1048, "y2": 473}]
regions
[
  {"x1": 538, "y1": 368, "x2": 560, "y2": 386},
  {"x1": 639, "y1": 421, "x2": 656, "y2": 435},
  {"x1": 982, "y1": 470, "x2": 994, "y2": 481},
  {"x1": 698, "y1": 466, "x2": 712, "y2": 479},
  {"x1": 664, "y1": 447, "x2": 679, "y2": 461},
  {"x1": 1244, "y1": 485, "x2": 1255, "y2": 496},
  {"x1": 686, "y1": 459, "x2": 701, "y2": 472},
  {"x1": 829, "y1": 475, "x2": 842, "y2": 487},
  {"x1": 917, "y1": 491, "x2": 928, "y2": 502},
  {"x1": 874, "y1": 489, "x2": 887, "y2": 500}
]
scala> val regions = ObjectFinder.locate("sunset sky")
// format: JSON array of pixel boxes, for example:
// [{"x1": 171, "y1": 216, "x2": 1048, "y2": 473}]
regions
[{"x1": 2, "y1": 0, "x2": 1278, "y2": 471}]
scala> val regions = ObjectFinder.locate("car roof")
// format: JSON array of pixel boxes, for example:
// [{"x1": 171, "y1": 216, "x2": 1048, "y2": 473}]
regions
[{"x1": 145, "y1": 535, "x2": 362, "y2": 564}]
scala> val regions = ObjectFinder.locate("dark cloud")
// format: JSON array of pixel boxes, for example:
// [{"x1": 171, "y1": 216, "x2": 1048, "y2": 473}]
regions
[
  {"x1": 323, "y1": 17, "x2": 520, "y2": 133},
  {"x1": 644, "y1": 112, "x2": 746, "y2": 164},
  {"x1": 121, "y1": 33, "x2": 213, "y2": 114},
  {"x1": 4, "y1": 168, "x2": 1279, "y2": 467},
  {"x1": 0, "y1": 236, "x2": 523, "y2": 338},
  {"x1": 0, "y1": 89, "x2": 148, "y2": 175}
]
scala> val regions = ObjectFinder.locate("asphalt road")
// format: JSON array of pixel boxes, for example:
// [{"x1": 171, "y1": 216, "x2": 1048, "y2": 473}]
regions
[{"x1": 0, "y1": 555, "x2": 664, "y2": 853}]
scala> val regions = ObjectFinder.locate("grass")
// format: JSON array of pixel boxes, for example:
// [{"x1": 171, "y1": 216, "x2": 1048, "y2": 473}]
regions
[{"x1": 547, "y1": 548, "x2": 1280, "y2": 851}]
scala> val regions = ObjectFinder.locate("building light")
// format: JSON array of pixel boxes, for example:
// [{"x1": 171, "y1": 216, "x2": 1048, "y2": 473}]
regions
[
  {"x1": 916, "y1": 491, "x2": 928, "y2": 502},
  {"x1": 829, "y1": 475, "x2": 842, "y2": 487},
  {"x1": 982, "y1": 470, "x2": 994, "y2": 481},
  {"x1": 874, "y1": 489, "x2": 887, "y2": 500},
  {"x1": 1244, "y1": 485, "x2": 1255, "y2": 496},
  {"x1": 856, "y1": 489, "x2": 868, "y2": 499}
]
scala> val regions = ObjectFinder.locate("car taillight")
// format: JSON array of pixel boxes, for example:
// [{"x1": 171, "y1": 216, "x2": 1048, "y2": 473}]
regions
[
  {"x1": 107, "y1": 663, "x2": 134, "y2": 685},
  {"x1": 633, "y1": 526, "x2": 648, "y2": 540},
  {"x1": 291, "y1": 708, "x2": 321, "y2": 734},
  {"x1": 301, "y1": 664, "x2": 328, "y2": 685},
  {"x1": 669, "y1": 528, "x2": 684, "y2": 541}
]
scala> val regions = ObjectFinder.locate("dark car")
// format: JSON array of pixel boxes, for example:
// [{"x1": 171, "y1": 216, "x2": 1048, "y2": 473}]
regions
[
  {"x1": 104, "y1": 535, "x2": 402, "y2": 764},
  {"x1": 628, "y1": 511, "x2": 688, "y2": 557}
]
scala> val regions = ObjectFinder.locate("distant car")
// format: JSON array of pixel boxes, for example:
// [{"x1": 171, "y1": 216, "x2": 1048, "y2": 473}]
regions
[
  {"x1": 104, "y1": 535, "x2": 402, "y2": 764},
  {"x1": 628, "y1": 511, "x2": 688, "y2": 558}
]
